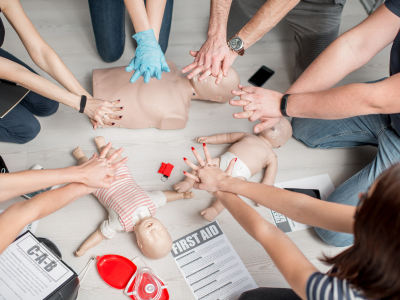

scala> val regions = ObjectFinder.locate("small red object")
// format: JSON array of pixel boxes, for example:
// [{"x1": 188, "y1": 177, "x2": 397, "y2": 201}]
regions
[{"x1": 158, "y1": 163, "x2": 174, "y2": 177}]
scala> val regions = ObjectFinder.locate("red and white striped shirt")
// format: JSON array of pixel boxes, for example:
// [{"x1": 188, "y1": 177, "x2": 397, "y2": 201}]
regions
[{"x1": 93, "y1": 165, "x2": 157, "y2": 232}]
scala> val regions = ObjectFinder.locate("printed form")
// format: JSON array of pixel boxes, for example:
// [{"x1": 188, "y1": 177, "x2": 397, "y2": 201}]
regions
[
  {"x1": 171, "y1": 221, "x2": 257, "y2": 300},
  {"x1": 0, "y1": 232, "x2": 75, "y2": 300}
]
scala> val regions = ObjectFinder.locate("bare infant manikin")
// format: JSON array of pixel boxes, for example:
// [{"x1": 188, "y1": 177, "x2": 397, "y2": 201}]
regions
[
  {"x1": 174, "y1": 118, "x2": 293, "y2": 221},
  {"x1": 73, "y1": 137, "x2": 194, "y2": 259},
  {"x1": 92, "y1": 61, "x2": 240, "y2": 129}
]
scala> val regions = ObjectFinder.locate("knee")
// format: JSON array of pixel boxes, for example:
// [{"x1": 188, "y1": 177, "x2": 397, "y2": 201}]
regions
[
  {"x1": 97, "y1": 46, "x2": 124, "y2": 63},
  {"x1": 314, "y1": 227, "x2": 354, "y2": 247},
  {"x1": 291, "y1": 117, "x2": 317, "y2": 148},
  {"x1": 14, "y1": 119, "x2": 41, "y2": 144},
  {"x1": 40, "y1": 100, "x2": 59, "y2": 117}
]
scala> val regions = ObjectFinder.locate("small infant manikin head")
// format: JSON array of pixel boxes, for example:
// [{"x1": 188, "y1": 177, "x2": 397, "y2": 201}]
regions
[
  {"x1": 258, "y1": 118, "x2": 292, "y2": 148},
  {"x1": 134, "y1": 217, "x2": 172, "y2": 260},
  {"x1": 190, "y1": 68, "x2": 240, "y2": 103}
]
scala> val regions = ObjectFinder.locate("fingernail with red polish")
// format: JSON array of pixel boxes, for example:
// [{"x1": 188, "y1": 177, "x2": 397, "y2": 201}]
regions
[
  {"x1": 191, "y1": 147, "x2": 195, "y2": 151},
  {"x1": 183, "y1": 171, "x2": 187, "y2": 174},
  {"x1": 203, "y1": 143, "x2": 206, "y2": 147},
  {"x1": 235, "y1": 158, "x2": 237, "y2": 161},
  {"x1": 183, "y1": 157, "x2": 187, "y2": 161},
  {"x1": 112, "y1": 123, "x2": 115, "y2": 125},
  {"x1": 119, "y1": 116, "x2": 122, "y2": 119}
]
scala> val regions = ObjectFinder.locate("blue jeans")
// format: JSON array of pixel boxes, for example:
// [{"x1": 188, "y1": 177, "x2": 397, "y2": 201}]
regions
[
  {"x1": 88, "y1": 0, "x2": 174, "y2": 63},
  {"x1": 0, "y1": 48, "x2": 58, "y2": 144},
  {"x1": 292, "y1": 113, "x2": 400, "y2": 247}
]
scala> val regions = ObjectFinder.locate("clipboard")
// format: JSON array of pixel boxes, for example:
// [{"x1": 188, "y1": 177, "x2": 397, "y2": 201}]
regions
[{"x1": 0, "y1": 79, "x2": 30, "y2": 118}]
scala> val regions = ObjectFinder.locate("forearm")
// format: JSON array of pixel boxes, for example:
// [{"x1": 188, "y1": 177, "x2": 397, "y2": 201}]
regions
[
  {"x1": 146, "y1": 0, "x2": 167, "y2": 40},
  {"x1": 0, "y1": 58, "x2": 81, "y2": 111},
  {"x1": 207, "y1": 0, "x2": 232, "y2": 38},
  {"x1": 219, "y1": 178, "x2": 354, "y2": 233},
  {"x1": 237, "y1": 0, "x2": 299, "y2": 48},
  {"x1": 0, "y1": 183, "x2": 88, "y2": 254},
  {"x1": 125, "y1": 0, "x2": 151, "y2": 35},
  {"x1": 0, "y1": 167, "x2": 84, "y2": 202},
  {"x1": 287, "y1": 75, "x2": 400, "y2": 119}
]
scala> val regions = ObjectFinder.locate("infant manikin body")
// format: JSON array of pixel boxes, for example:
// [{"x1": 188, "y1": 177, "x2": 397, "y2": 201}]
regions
[
  {"x1": 174, "y1": 118, "x2": 293, "y2": 221},
  {"x1": 92, "y1": 61, "x2": 240, "y2": 129},
  {"x1": 73, "y1": 137, "x2": 194, "y2": 259}
]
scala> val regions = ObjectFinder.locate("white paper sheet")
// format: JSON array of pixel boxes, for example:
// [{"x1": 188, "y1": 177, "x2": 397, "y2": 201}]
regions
[
  {"x1": 0, "y1": 209, "x2": 38, "y2": 236},
  {"x1": 271, "y1": 174, "x2": 335, "y2": 233},
  {"x1": 171, "y1": 221, "x2": 257, "y2": 300},
  {"x1": 0, "y1": 232, "x2": 75, "y2": 300}
]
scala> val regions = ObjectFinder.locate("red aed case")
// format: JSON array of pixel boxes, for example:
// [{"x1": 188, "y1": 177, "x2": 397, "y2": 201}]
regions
[{"x1": 96, "y1": 255, "x2": 169, "y2": 300}]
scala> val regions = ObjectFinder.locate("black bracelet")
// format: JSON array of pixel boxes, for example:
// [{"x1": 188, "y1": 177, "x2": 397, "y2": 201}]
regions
[
  {"x1": 280, "y1": 94, "x2": 290, "y2": 117},
  {"x1": 79, "y1": 95, "x2": 87, "y2": 113}
]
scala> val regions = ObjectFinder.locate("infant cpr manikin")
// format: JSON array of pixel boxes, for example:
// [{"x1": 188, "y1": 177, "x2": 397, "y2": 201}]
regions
[
  {"x1": 73, "y1": 137, "x2": 195, "y2": 260},
  {"x1": 92, "y1": 61, "x2": 240, "y2": 129},
  {"x1": 174, "y1": 118, "x2": 293, "y2": 221}
]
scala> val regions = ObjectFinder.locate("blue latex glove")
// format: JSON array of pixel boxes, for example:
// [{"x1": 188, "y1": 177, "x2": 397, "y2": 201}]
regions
[{"x1": 125, "y1": 29, "x2": 170, "y2": 83}]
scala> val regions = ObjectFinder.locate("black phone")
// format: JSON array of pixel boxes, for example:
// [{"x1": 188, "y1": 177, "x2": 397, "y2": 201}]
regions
[
  {"x1": 0, "y1": 155, "x2": 9, "y2": 173},
  {"x1": 248, "y1": 65, "x2": 275, "y2": 87},
  {"x1": 284, "y1": 188, "x2": 321, "y2": 199}
]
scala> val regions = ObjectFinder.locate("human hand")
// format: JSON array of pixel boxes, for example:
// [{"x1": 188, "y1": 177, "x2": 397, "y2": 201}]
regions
[
  {"x1": 126, "y1": 29, "x2": 170, "y2": 84},
  {"x1": 182, "y1": 144, "x2": 236, "y2": 192},
  {"x1": 76, "y1": 142, "x2": 129, "y2": 189},
  {"x1": 230, "y1": 85, "x2": 283, "y2": 133},
  {"x1": 182, "y1": 35, "x2": 238, "y2": 85},
  {"x1": 85, "y1": 99, "x2": 123, "y2": 129}
]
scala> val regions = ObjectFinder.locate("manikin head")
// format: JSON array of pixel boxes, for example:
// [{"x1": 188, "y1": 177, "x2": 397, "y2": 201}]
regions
[
  {"x1": 190, "y1": 68, "x2": 240, "y2": 103},
  {"x1": 258, "y1": 118, "x2": 292, "y2": 148},
  {"x1": 134, "y1": 217, "x2": 172, "y2": 260}
]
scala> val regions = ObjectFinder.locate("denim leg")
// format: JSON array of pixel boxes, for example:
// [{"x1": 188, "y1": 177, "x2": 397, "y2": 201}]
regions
[
  {"x1": 238, "y1": 288, "x2": 301, "y2": 300},
  {"x1": 157, "y1": 0, "x2": 173, "y2": 54},
  {"x1": 0, "y1": 48, "x2": 59, "y2": 117},
  {"x1": 293, "y1": 114, "x2": 400, "y2": 246},
  {"x1": 88, "y1": 0, "x2": 125, "y2": 62}
]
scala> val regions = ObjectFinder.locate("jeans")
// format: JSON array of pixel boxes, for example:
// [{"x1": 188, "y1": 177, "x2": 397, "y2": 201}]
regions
[
  {"x1": 292, "y1": 113, "x2": 400, "y2": 246},
  {"x1": 88, "y1": 0, "x2": 174, "y2": 63},
  {"x1": 227, "y1": 0, "x2": 344, "y2": 80},
  {"x1": 0, "y1": 48, "x2": 58, "y2": 144},
  {"x1": 239, "y1": 288, "x2": 301, "y2": 300}
]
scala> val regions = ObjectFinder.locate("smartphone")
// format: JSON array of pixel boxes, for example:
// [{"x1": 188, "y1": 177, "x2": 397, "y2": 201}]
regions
[
  {"x1": 248, "y1": 65, "x2": 275, "y2": 87},
  {"x1": 284, "y1": 188, "x2": 321, "y2": 199},
  {"x1": 0, "y1": 155, "x2": 9, "y2": 173}
]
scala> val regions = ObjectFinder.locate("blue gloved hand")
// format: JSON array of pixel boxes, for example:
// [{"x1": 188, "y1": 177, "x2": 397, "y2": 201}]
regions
[{"x1": 125, "y1": 29, "x2": 170, "y2": 83}]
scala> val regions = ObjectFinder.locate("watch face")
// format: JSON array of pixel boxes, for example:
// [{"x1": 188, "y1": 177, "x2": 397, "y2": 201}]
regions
[{"x1": 230, "y1": 37, "x2": 243, "y2": 51}]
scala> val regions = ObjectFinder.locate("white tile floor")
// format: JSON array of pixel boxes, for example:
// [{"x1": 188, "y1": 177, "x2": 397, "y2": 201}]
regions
[{"x1": 0, "y1": 0, "x2": 388, "y2": 299}]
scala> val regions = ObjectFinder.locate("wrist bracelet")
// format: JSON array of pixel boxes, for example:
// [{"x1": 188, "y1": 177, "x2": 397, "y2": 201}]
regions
[
  {"x1": 79, "y1": 95, "x2": 87, "y2": 113},
  {"x1": 280, "y1": 94, "x2": 290, "y2": 117}
]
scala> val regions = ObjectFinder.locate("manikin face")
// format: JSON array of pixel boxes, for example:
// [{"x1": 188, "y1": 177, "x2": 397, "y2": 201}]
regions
[
  {"x1": 190, "y1": 68, "x2": 240, "y2": 103},
  {"x1": 259, "y1": 118, "x2": 293, "y2": 148},
  {"x1": 135, "y1": 217, "x2": 173, "y2": 260}
]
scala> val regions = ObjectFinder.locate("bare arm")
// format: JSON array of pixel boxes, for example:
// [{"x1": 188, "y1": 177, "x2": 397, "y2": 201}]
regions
[
  {"x1": 261, "y1": 156, "x2": 277, "y2": 185},
  {"x1": 0, "y1": 183, "x2": 93, "y2": 254},
  {"x1": 196, "y1": 132, "x2": 246, "y2": 144},
  {"x1": 145, "y1": 0, "x2": 167, "y2": 40},
  {"x1": 216, "y1": 191, "x2": 317, "y2": 299},
  {"x1": 124, "y1": 0, "x2": 151, "y2": 35}
]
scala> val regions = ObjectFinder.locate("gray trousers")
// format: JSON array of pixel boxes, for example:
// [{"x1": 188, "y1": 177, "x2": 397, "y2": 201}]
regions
[{"x1": 227, "y1": 0, "x2": 345, "y2": 80}]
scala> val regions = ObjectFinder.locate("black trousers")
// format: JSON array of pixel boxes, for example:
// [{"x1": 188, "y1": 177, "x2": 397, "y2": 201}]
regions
[{"x1": 239, "y1": 288, "x2": 301, "y2": 300}]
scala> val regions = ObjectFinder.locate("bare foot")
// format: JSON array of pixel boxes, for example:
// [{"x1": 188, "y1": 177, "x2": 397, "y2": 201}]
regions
[
  {"x1": 72, "y1": 147, "x2": 85, "y2": 160},
  {"x1": 200, "y1": 207, "x2": 219, "y2": 222},
  {"x1": 173, "y1": 181, "x2": 191, "y2": 193},
  {"x1": 74, "y1": 248, "x2": 86, "y2": 257},
  {"x1": 196, "y1": 137, "x2": 208, "y2": 143},
  {"x1": 183, "y1": 191, "x2": 195, "y2": 199}
]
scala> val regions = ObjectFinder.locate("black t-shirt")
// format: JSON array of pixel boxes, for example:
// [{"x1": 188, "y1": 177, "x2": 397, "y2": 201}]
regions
[
  {"x1": 0, "y1": 9, "x2": 4, "y2": 47},
  {"x1": 386, "y1": 0, "x2": 400, "y2": 130}
]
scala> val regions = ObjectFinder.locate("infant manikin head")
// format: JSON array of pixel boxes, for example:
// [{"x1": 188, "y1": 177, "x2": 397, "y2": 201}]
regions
[
  {"x1": 190, "y1": 68, "x2": 240, "y2": 103},
  {"x1": 258, "y1": 118, "x2": 293, "y2": 148},
  {"x1": 134, "y1": 217, "x2": 172, "y2": 260}
]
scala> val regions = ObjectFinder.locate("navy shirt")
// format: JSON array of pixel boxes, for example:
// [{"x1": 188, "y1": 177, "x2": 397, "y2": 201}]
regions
[
  {"x1": 386, "y1": 0, "x2": 400, "y2": 130},
  {"x1": 0, "y1": 9, "x2": 4, "y2": 47}
]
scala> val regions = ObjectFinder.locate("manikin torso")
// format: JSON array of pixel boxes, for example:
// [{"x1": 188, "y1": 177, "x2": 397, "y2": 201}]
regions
[{"x1": 92, "y1": 61, "x2": 240, "y2": 129}]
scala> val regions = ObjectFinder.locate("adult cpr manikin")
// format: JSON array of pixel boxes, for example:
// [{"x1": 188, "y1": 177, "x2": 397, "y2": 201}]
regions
[
  {"x1": 73, "y1": 137, "x2": 194, "y2": 259},
  {"x1": 92, "y1": 61, "x2": 240, "y2": 129},
  {"x1": 174, "y1": 118, "x2": 293, "y2": 221}
]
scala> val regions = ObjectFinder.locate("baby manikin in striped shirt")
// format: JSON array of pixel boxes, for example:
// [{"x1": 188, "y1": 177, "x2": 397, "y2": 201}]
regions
[{"x1": 72, "y1": 137, "x2": 195, "y2": 260}]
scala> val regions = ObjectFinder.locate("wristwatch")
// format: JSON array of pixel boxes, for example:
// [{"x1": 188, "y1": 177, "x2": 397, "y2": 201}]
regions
[
  {"x1": 227, "y1": 35, "x2": 245, "y2": 56},
  {"x1": 280, "y1": 94, "x2": 290, "y2": 117}
]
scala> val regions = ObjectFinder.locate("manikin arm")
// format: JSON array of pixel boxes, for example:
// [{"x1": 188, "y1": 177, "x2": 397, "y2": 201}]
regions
[
  {"x1": 216, "y1": 191, "x2": 317, "y2": 299},
  {"x1": 261, "y1": 156, "x2": 278, "y2": 186},
  {"x1": 196, "y1": 132, "x2": 246, "y2": 144}
]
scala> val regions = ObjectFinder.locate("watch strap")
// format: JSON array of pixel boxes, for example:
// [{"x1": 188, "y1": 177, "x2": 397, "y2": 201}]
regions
[
  {"x1": 79, "y1": 95, "x2": 87, "y2": 113},
  {"x1": 280, "y1": 94, "x2": 290, "y2": 117}
]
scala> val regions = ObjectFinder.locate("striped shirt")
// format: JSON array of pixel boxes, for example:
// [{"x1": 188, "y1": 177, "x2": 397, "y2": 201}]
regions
[
  {"x1": 93, "y1": 165, "x2": 157, "y2": 232},
  {"x1": 307, "y1": 272, "x2": 368, "y2": 300}
]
